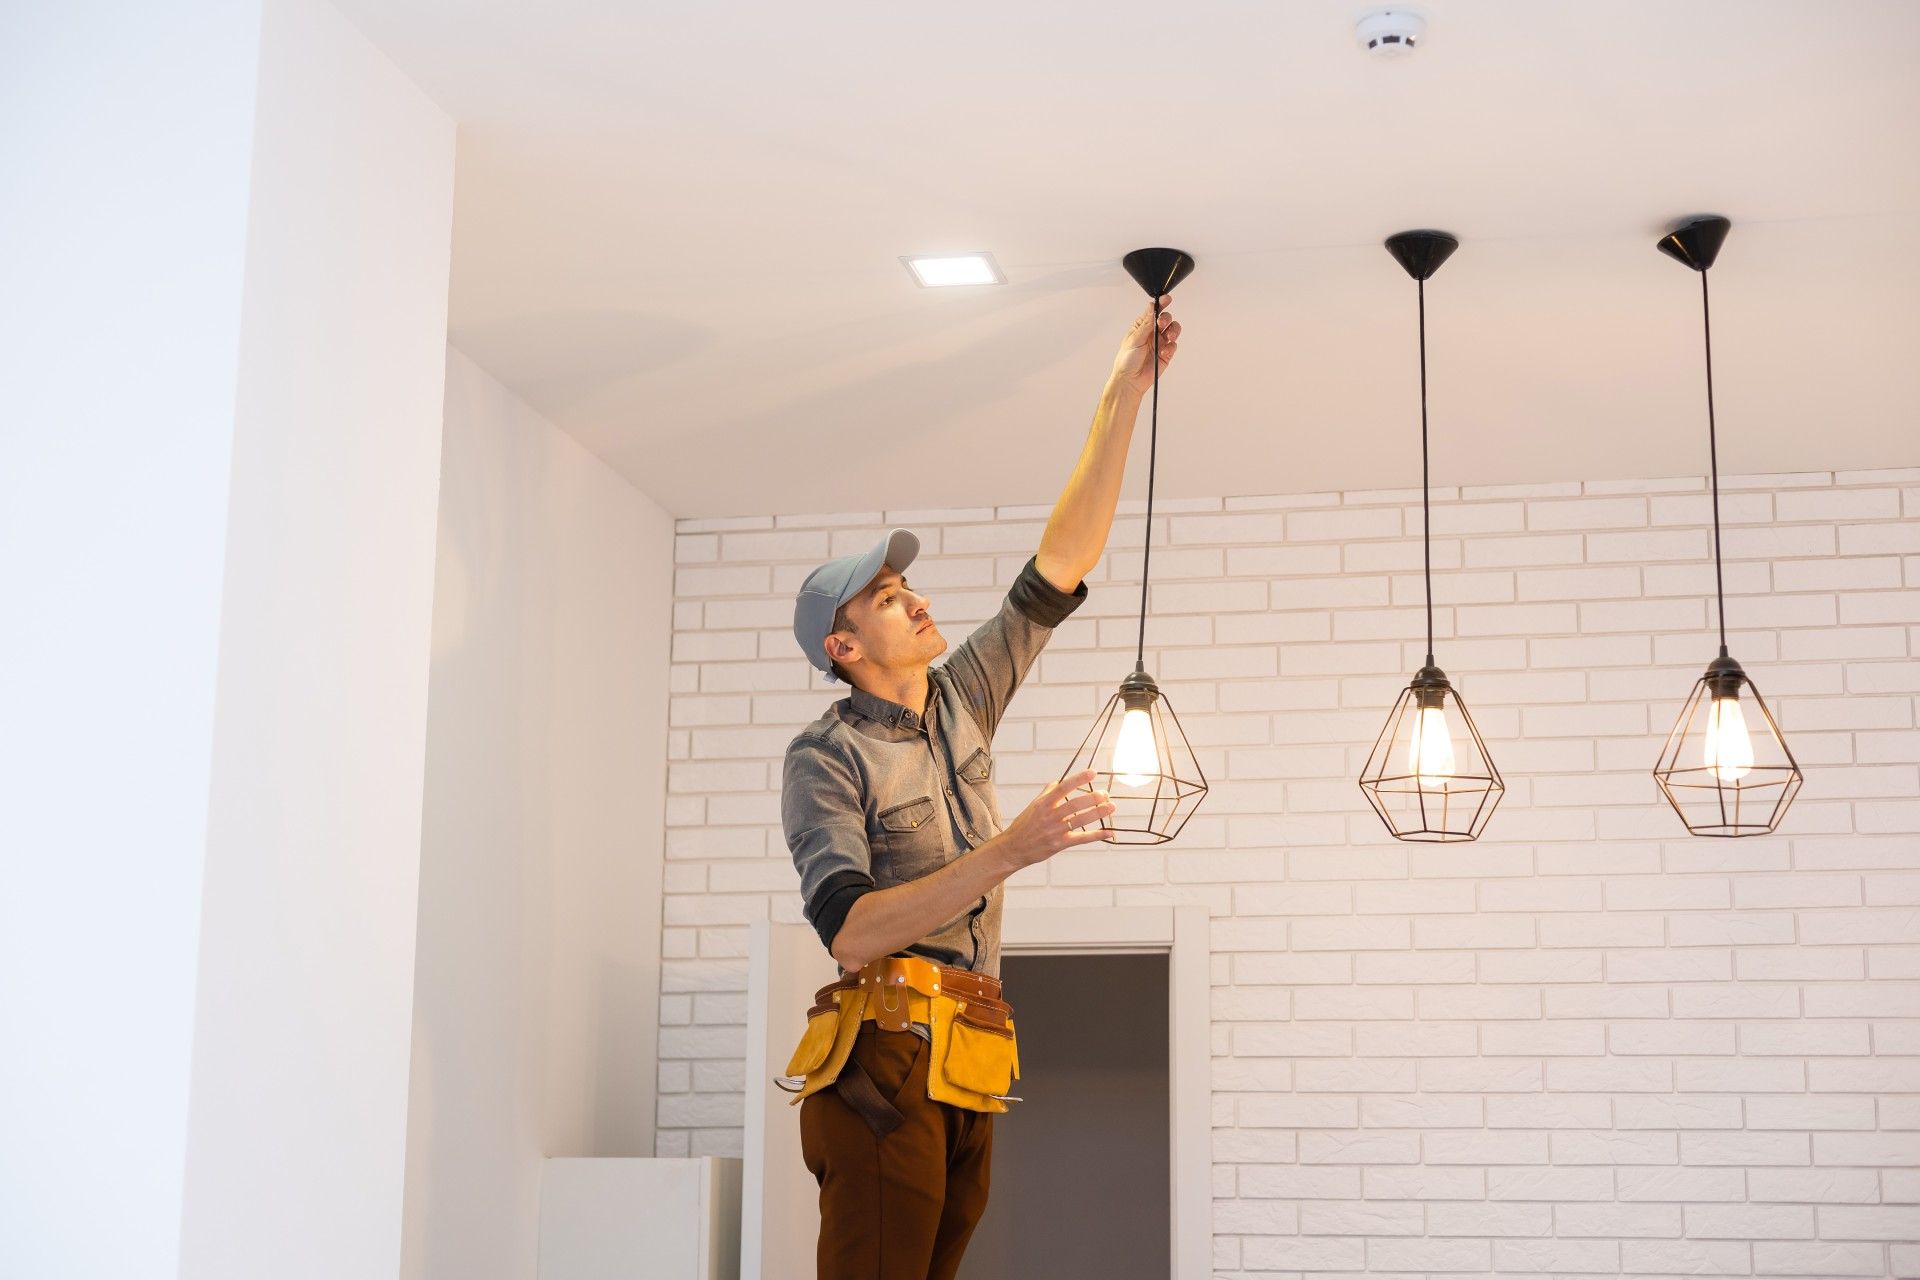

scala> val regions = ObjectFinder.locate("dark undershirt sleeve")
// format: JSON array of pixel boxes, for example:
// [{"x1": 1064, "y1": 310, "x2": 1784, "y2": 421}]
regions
[
  {"x1": 805, "y1": 868, "x2": 875, "y2": 952},
  {"x1": 1006, "y1": 554, "x2": 1087, "y2": 628},
  {"x1": 783, "y1": 734, "x2": 876, "y2": 956},
  {"x1": 939, "y1": 556, "x2": 1088, "y2": 739}
]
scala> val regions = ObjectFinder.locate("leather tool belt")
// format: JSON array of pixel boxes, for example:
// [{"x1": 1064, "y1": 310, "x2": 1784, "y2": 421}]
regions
[{"x1": 775, "y1": 955, "x2": 1020, "y2": 1119}]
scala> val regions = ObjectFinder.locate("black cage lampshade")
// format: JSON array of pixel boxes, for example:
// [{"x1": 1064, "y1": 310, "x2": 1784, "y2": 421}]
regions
[
  {"x1": 1059, "y1": 248, "x2": 1208, "y2": 845},
  {"x1": 1067, "y1": 666, "x2": 1210, "y2": 846},
  {"x1": 1357, "y1": 231, "x2": 1505, "y2": 841},
  {"x1": 1649, "y1": 216, "x2": 1803, "y2": 836},
  {"x1": 1654, "y1": 653, "x2": 1803, "y2": 836},
  {"x1": 1359, "y1": 664, "x2": 1506, "y2": 843}
]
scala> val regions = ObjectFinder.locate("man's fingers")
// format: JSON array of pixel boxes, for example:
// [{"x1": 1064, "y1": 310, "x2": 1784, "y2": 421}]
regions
[
  {"x1": 1060, "y1": 789, "x2": 1111, "y2": 821},
  {"x1": 1049, "y1": 769, "x2": 1098, "y2": 802},
  {"x1": 1134, "y1": 302, "x2": 1175, "y2": 334},
  {"x1": 1065, "y1": 820, "x2": 1118, "y2": 845},
  {"x1": 1065, "y1": 803, "x2": 1117, "y2": 835}
]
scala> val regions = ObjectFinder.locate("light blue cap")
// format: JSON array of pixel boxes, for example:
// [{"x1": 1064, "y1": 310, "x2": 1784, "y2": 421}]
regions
[{"x1": 792, "y1": 528, "x2": 920, "y2": 681}]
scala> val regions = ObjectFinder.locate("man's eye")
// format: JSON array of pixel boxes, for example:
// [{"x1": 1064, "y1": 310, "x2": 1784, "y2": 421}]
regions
[{"x1": 882, "y1": 596, "x2": 894, "y2": 607}]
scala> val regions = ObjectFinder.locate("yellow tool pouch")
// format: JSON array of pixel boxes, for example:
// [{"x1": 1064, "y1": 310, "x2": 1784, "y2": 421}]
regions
[
  {"x1": 927, "y1": 991, "x2": 1019, "y2": 1114},
  {"x1": 776, "y1": 957, "x2": 1020, "y2": 1116},
  {"x1": 780, "y1": 984, "x2": 867, "y2": 1104}
]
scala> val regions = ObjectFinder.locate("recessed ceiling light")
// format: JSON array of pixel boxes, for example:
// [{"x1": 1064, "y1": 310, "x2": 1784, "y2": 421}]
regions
[{"x1": 901, "y1": 253, "x2": 1004, "y2": 287}]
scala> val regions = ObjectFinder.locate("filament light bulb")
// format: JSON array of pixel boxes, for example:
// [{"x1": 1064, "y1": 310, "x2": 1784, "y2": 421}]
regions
[
  {"x1": 1406, "y1": 703, "x2": 1457, "y2": 791},
  {"x1": 1112, "y1": 707, "x2": 1160, "y2": 787},
  {"x1": 1702, "y1": 695, "x2": 1754, "y2": 783}
]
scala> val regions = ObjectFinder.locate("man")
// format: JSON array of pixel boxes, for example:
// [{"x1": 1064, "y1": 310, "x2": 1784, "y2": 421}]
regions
[{"x1": 778, "y1": 295, "x2": 1183, "y2": 1278}]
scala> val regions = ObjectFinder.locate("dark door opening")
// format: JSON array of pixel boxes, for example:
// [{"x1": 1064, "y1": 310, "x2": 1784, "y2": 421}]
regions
[{"x1": 958, "y1": 952, "x2": 1172, "y2": 1280}]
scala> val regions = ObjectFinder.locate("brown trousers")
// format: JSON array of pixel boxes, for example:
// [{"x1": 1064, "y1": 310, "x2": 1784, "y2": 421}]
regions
[{"x1": 800, "y1": 1023, "x2": 994, "y2": 1279}]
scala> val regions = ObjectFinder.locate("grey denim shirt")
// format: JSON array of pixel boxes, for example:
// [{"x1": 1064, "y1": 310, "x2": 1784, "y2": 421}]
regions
[{"x1": 782, "y1": 556, "x2": 1086, "y2": 978}]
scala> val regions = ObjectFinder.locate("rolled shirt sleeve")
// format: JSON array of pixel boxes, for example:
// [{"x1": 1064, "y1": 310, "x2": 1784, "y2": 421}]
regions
[
  {"x1": 940, "y1": 555, "x2": 1088, "y2": 740},
  {"x1": 782, "y1": 732, "x2": 875, "y2": 951}
]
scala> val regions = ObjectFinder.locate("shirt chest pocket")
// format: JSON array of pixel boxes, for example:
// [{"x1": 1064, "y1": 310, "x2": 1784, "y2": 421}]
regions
[
  {"x1": 956, "y1": 747, "x2": 1002, "y2": 831},
  {"x1": 874, "y1": 795, "x2": 944, "y2": 883}
]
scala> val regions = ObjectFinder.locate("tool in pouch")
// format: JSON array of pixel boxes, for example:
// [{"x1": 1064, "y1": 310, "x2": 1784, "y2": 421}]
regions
[{"x1": 774, "y1": 954, "x2": 1020, "y2": 1117}]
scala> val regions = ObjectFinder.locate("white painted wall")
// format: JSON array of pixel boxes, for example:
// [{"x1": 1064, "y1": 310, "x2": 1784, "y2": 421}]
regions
[
  {"x1": 0, "y1": 4, "x2": 263, "y2": 1274},
  {"x1": 400, "y1": 349, "x2": 673, "y2": 1280},
  {"x1": 173, "y1": 2, "x2": 456, "y2": 1276},
  {"x1": 657, "y1": 472, "x2": 1920, "y2": 1274}
]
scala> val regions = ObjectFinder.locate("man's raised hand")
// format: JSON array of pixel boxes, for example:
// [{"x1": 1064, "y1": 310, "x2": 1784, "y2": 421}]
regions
[{"x1": 1109, "y1": 295, "x2": 1181, "y2": 398}]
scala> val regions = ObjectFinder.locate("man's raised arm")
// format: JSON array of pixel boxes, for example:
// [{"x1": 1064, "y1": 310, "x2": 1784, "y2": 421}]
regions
[{"x1": 1033, "y1": 295, "x2": 1182, "y2": 593}]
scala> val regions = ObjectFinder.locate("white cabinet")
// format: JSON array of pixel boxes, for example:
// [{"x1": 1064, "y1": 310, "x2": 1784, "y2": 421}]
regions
[{"x1": 539, "y1": 1157, "x2": 741, "y2": 1280}]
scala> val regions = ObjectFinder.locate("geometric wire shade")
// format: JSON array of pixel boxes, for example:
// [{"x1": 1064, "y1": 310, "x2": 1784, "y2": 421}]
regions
[
  {"x1": 1059, "y1": 246, "x2": 1208, "y2": 844},
  {"x1": 1653, "y1": 659, "x2": 1803, "y2": 837},
  {"x1": 1358, "y1": 671, "x2": 1504, "y2": 842},
  {"x1": 1064, "y1": 671, "x2": 1209, "y2": 845}
]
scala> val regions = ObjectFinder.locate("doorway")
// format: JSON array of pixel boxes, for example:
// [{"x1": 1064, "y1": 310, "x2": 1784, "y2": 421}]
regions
[
  {"x1": 957, "y1": 952, "x2": 1171, "y2": 1280},
  {"x1": 741, "y1": 905, "x2": 1210, "y2": 1279}
]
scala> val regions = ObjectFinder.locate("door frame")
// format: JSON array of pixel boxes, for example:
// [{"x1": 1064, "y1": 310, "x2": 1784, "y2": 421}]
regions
[{"x1": 741, "y1": 904, "x2": 1211, "y2": 1279}]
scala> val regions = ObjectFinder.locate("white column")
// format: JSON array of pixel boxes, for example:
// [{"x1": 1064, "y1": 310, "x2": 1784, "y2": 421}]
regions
[
  {"x1": 0, "y1": 1, "x2": 455, "y2": 1276},
  {"x1": 174, "y1": 0, "x2": 455, "y2": 1276},
  {"x1": 0, "y1": 3, "x2": 266, "y2": 1276}
]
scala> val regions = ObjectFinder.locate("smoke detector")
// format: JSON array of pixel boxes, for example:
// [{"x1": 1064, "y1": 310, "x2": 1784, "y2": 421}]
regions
[{"x1": 1356, "y1": 8, "x2": 1425, "y2": 58}]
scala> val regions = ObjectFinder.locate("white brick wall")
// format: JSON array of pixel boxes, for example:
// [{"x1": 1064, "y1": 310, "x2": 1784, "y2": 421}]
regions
[{"x1": 657, "y1": 470, "x2": 1920, "y2": 1276}]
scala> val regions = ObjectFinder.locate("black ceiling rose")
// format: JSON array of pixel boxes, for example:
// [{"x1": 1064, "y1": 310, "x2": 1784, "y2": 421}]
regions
[
  {"x1": 1385, "y1": 230, "x2": 1459, "y2": 282},
  {"x1": 1655, "y1": 215, "x2": 1732, "y2": 273},
  {"x1": 1121, "y1": 247, "x2": 1196, "y2": 299}
]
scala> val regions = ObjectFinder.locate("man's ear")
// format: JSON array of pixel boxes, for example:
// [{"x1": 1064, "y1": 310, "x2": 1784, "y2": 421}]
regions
[{"x1": 823, "y1": 631, "x2": 858, "y2": 670}]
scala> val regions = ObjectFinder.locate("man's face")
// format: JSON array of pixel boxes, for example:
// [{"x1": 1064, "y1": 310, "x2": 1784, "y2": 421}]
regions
[{"x1": 829, "y1": 569, "x2": 945, "y2": 679}]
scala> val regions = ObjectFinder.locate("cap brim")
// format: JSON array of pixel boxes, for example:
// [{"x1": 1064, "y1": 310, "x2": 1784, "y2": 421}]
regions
[{"x1": 834, "y1": 527, "x2": 920, "y2": 609}]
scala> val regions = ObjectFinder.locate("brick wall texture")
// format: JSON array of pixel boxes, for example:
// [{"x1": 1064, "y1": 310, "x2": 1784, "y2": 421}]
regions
[{"x1": 656, "y1": 468, "x2": 1920, "y2": 1276}]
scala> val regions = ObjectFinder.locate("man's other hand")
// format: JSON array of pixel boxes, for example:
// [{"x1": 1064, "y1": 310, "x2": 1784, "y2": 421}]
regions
[{"x1": 1000, "y1": 770, "x2": 1116, "y2": 868}]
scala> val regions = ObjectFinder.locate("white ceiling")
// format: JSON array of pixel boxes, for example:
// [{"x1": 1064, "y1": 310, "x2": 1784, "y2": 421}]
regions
[{"x1": 337, "y1": 0, "x2": 1920, "y2": 518}]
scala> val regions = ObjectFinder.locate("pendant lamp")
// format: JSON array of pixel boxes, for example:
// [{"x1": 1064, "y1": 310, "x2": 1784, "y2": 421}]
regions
[
  {"x1": 1059, "y1": 248, "x2": 1208, "y2": 845},
  {"x1": 1651, "y1": 216, "x2": 1803, "y2": 836},
  {"x1": 1358, "y1": 231, "x2": 1505, "y2": 842}
]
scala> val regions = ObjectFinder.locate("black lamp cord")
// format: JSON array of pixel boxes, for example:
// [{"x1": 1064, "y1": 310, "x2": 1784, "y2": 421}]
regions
[
  {"x1": 1134, "y1": 296, "x2": 1162, "y2": 671},
  {"x1": 1701, "y1": 269, "x2": 1728, "y2": 658},
  {"x1": 1418, "y1": 277, "x2": 1434, "y2": 667}
]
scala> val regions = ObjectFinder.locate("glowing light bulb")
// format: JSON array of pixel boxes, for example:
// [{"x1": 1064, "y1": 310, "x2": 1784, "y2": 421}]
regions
[
  {"x1": 1111, "y1": 707, "x2": 1160, "y2": 787},
  {"x1": 1702, "y1": 695, "x2": 1754, "y2": 782},
  {"x1": 1406, "y1": 704, "x2": 1457, "y2": 791}
]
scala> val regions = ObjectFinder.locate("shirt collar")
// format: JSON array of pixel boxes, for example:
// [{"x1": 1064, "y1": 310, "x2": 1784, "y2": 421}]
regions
[{"x1": 848, "y1": 681, "x2": 938, "y2": 731}]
